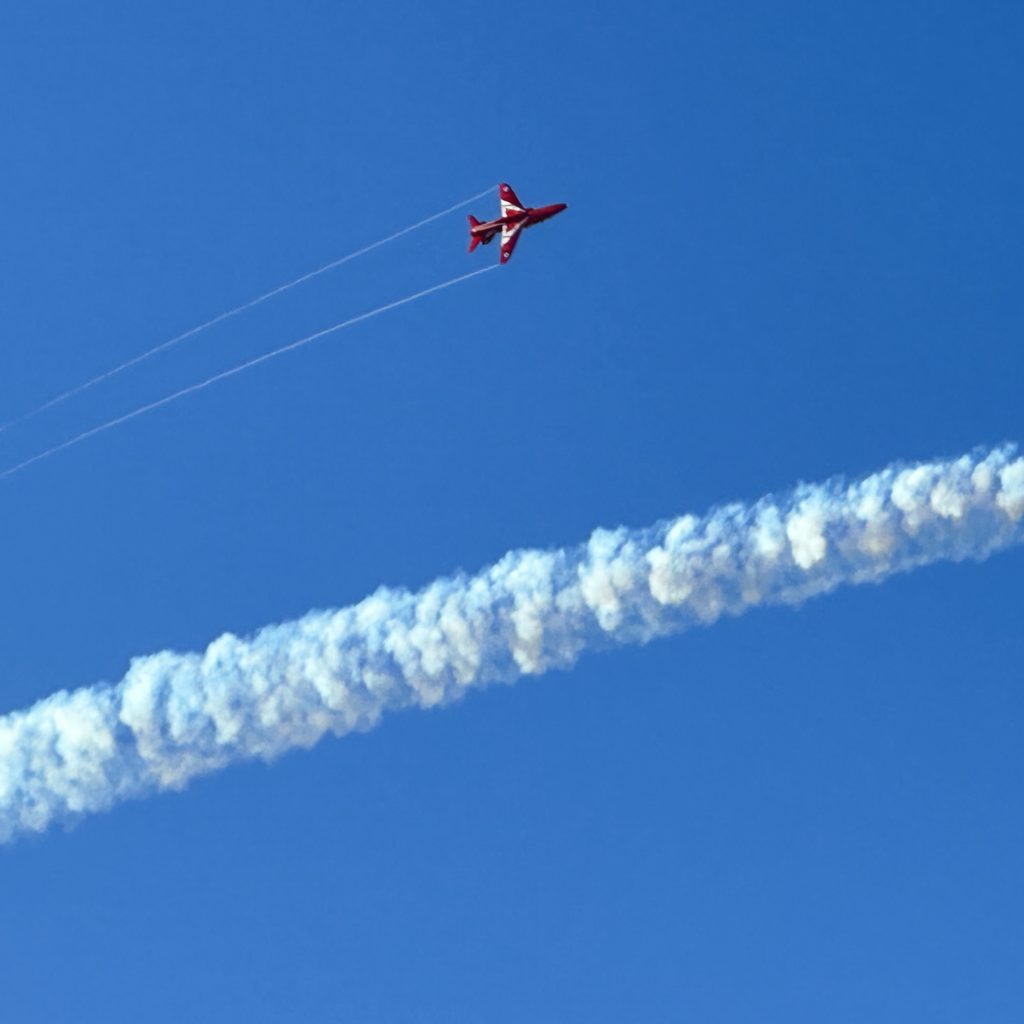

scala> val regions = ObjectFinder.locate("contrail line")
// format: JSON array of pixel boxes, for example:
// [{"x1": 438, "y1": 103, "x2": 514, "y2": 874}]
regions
[
  {"x1": 1, "y1": 443, "x2": 1021, "y2": 842},
  {"x1": 0, "y1": 264, "x2": 499, "y2": 481},
  {"x1": 0, "y1": 186, "x2": 495, "y2": 435}
]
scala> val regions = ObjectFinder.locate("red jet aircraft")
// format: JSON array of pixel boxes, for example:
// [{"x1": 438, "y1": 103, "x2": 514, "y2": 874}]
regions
[{"x1": 467, "y1": 183, "x2": 567, "y2": 264}]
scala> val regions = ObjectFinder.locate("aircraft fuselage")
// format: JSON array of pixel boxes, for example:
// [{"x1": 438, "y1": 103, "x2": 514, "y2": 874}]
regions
[
  {"x1": 468, "y1": 184, "x2": 567, "y2": 261},
  {"x1": 469, "y1": 204, "x2": 567, "y2": 244}
]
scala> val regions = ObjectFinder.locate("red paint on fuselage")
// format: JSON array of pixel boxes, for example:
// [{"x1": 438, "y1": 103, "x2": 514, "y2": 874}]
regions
[
  {"x1": 468, "y1": 186, "x2": 567, "y2": 257},
  {"x1": 469, "y1": 203, "x2": 568, "y2": 241}
]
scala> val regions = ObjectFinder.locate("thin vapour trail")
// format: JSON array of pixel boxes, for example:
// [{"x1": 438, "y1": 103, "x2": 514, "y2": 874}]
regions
[
  {"x1": 0, "y1": 265, "x2": 499, "y2": 482},
  {"x1": 1, "y1": 444, "x2": 1022, "y2": 842},
  {"x1": 0, "y1": 186, "x2": 495, "y2": 435}
]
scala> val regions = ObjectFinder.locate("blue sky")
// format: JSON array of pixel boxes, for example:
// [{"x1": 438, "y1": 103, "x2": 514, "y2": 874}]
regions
[{"x1": 1, "y1": 2, "x2": 1022, "y2": 1020}]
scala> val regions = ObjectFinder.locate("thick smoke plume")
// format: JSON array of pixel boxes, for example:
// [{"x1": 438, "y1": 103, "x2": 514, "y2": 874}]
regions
[{"x1": 2, "y1": 445, "x2": 1022, "y2": 842}]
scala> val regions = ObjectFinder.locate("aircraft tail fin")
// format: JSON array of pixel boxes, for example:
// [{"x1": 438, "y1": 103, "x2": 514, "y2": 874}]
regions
[{"x1": 468, "y1": 215, "x2": 482, "y2": 253}]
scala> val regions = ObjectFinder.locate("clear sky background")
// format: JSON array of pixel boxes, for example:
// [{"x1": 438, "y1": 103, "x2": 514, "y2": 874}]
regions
[{"x1": 1, "y1": 2, "x2": 1022, "y2": 1020}]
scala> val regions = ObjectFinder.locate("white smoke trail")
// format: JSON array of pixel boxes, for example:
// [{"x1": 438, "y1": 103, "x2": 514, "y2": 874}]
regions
[
  {"x1": 0, "y1": 186, "x2": 495, "y2": 435},
  {"x1": 1, "y1": 444, "x2": 1022, "y2": 842},
  {"x1": 0, "y1": 265, "x2": 499, "y2": 481}
]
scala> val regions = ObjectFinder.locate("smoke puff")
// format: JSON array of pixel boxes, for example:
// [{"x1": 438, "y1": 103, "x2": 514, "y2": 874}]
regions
[{"x1": 2, "y1": 444, "x2": 1022, "y2": 842}]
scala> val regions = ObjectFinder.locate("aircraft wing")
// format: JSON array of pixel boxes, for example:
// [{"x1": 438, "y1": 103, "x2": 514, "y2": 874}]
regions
[
  {"x1": 500, "y1": 221, "x2": 524, "y2": 264},
  {"x1": 499, "y1": 182, "x2": 526, "y2": 218}
]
